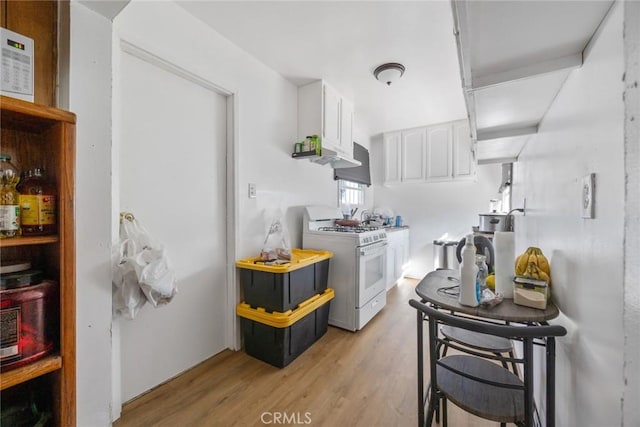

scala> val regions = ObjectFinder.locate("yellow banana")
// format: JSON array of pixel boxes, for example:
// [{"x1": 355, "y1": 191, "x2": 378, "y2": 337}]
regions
[
  {"x1": 538, "y1": 270, "x2": 550, "y2": 283},
  {"x1": 536, "y1": 253, "x2": 550, "y2": 275},
  {"x1": 515, "y1": 253, "x2": 528, "y2": 275}
]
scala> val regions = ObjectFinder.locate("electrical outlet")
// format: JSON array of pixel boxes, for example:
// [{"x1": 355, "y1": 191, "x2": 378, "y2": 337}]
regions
[
  {"x1": 248, "y1": 183, "x2": 257, "y2": 199},
  {"x1": 581, "y1": 174, "x2": 595, "y2": 218}
]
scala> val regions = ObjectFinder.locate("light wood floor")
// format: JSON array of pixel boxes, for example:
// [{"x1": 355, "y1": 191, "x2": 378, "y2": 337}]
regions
[{"x1": 114, "y1": 279, "x2": 495, "y2": 427}]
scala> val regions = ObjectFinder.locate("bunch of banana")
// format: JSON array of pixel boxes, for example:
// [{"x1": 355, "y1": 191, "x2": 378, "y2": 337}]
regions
[{"x1": 515, "y1": 247, "x2": 551, "y2": 285}]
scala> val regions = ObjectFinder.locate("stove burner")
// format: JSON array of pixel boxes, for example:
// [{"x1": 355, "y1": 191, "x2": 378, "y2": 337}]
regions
[{"x1": 318, "y1": 225, "x2": 380, "y2": 233}]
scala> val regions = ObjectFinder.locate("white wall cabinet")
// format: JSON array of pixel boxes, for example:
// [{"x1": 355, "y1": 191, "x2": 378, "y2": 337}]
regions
[
  {"x1": 402, "y1": 127, "x2": 427, "y2": 182},
  {"x1": 298, "y1": 80, "x2": 354, "y2": 157},
  {"x1": 452, "y1": 120, "x2": 476, "y2": 179},
  {"x1": 426, "y1": 124, "x2": 452, "y2": 181},
  {"x1": 339, "y1": 97, "x2": 354, "y2": 156},
  {"x1": 383, "y1": 131, "x2": 402, "y2": 184},
  {"x1": 386, "y1": 228, "x2": 410, "y2": 289},
  {"x1": 383, "y1": 119, "x2": 476, "y2": 185}
]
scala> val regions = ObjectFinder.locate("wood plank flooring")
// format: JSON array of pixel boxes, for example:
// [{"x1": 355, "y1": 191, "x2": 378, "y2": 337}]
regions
[{"x1": 114, "y1": 279, "x2": 495, "y2": 427}]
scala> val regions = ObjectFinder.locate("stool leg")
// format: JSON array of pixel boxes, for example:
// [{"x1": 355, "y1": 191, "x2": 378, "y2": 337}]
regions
[
  {"x1": 509, "y1": 351, "x2": 519, "y2": 377},
  {"x1": 442, "y1": 396, "x2": 448, "y2": 427},
  {"x1": 496, "y1": 352, "x2": 510, "y2": 371}
]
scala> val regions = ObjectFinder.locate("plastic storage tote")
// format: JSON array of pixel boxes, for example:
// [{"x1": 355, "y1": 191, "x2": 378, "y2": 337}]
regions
[
  {"x1": 237, "y1": 288, "x2": 334, "y2": 368},
  {"x1": 236, "y1": 248, "x2": 332, "y2": 312}
]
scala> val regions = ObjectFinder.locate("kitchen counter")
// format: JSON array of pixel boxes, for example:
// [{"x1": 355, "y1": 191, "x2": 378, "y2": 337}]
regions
[{"x1": 384, "y1": 225, "x2": 410, "y2": 232}]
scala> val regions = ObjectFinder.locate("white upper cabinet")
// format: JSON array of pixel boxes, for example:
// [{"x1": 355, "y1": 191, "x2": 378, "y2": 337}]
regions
[
  {"x1": 383, "y1": 131, "x2": 402, "y2": 185},
  {"x1": 402, "y1": 127, "x2": 427, "y2": 182},
  {"x1": 383, "y1": 119, "x2": 476, "y2": 185},
  {"x1": 339, "y1": 97, "x2": 354, "y2": 156},
  {"x1": 298, "y1": 80, "x2": 354, "y2": 157},
  {"x1": 323, "y1": 83, "x2": 341, "y2": 148},
  {"x1": 425, "y1": 124, "x2": 452, "y2": 181},
  {"x1": 452, "y1": 120, "x2": 476, "y2": 180}
]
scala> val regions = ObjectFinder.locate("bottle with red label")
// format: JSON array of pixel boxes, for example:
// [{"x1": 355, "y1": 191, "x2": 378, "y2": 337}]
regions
[
  {"x1": 17, "y1": 167, "x2": 56, "y2": 236},
  {"x1": 0, "y1": 154, "x2": 21, "y2": 238}
]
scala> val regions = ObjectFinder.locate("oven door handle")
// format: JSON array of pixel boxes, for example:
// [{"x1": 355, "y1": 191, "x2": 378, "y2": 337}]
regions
[{"x1": 360, "y1": 242, "x2": 388, "y2": 257}]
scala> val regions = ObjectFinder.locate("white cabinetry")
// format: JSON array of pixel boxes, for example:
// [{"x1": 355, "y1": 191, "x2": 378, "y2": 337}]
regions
[
  {"x1": 402, "y1": 127, "x2": 427, "y2": 182},
  {"x1": 426, "y1": 124, "x2": 452, "y2": 181},
  {"x1": 386, "y1": 228, "x2": 410, "y2": 289},
  {"x1": 339, "y1": 97, "x2": 354, "y2": 156},
  {"x1": 452, "y1": 120, "x2": 476, "y2": 179},
  {"x1": 298, "y1": 80, "x2": 354, "y2": 157},
  {"x1": 383, "y1": 131, "x2": 401, "y2": 184},
  {"x1": 383, "y1": 119, "x2": 476, "y2": 185}
]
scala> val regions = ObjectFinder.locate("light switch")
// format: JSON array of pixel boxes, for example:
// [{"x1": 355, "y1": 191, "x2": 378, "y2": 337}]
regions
[
  {"x1": 581, "y1": 174, "x2": 595, "y2": 218},
  {"x1": 248, "y1": 183, "x2": 257, "y2": 199}
]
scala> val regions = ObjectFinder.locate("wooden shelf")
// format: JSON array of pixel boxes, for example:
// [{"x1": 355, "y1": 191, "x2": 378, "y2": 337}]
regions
[
  {"x1": 1, "y1": 95, "x2": 76, "y2": 425},
  {"x1": 0, "y1": 235, "x2": 59, "y2": 247},
  {"x1": 0, "y1": 355, "x2": 62, "y2": 391}
]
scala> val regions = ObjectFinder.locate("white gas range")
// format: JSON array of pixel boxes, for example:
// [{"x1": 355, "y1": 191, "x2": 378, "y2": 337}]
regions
[{"x1": 302, "y1": 206, "x2": 387, "y2": 331}]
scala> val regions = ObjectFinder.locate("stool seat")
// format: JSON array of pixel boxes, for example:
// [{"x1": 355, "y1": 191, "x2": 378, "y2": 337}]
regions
[{"x1": 440, "y1": 325, "x2": 513, "y2": 353}]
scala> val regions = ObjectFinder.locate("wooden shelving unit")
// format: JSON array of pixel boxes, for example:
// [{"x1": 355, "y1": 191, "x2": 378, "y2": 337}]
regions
[
  {"x1": 0, "y1": 235, "x2": 60, "y2": 247},
  {"x1": 0, "y1": 355, "x2": 62, "y2": 391},
  {"x1": 0, "y1": 95, "x2": 76, "y2": 426}
]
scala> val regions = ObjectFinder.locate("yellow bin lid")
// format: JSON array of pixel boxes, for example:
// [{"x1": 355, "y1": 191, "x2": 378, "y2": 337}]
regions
[
  {"x1": 236, "y1": 288, "x2": 334, "y2": 328},
  {"x1": 235, "y1": 248, "x2": 333, "y2": 273}
]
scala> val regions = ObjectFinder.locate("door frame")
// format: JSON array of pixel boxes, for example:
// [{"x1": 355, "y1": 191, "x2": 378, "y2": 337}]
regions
[{"x1": 111, "y1": 37, "x2": 239, "y2": 417}]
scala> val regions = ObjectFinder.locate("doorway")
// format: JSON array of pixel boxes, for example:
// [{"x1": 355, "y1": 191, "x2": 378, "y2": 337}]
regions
[{"x1": 113, "y1": 41, "x2": 235, "y2": 405}]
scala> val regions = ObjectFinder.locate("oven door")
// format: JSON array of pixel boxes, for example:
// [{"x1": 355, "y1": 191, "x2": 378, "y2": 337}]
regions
[{"x1": 357, "y1": 240, "x2": 387, "y2": 307}]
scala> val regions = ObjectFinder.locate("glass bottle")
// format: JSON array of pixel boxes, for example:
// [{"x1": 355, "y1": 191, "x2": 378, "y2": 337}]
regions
[
  {"x1": 0, "y1": 154, "x2": 21, "y2": 238},
  {"x1": 17, "y1": 167, "x2": 57, "y2": 236},
  {"x1": 475, "y1": 254, "x2": 488, "y2": 301}
]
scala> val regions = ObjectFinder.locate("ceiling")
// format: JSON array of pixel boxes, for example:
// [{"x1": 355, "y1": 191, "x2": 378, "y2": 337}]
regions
[
  {"x1": 177, "y1": 1, "x2": 468, "y2": 138},
  {"x1": 85, "y1": 1, "x2": 614, "y2": 164}
]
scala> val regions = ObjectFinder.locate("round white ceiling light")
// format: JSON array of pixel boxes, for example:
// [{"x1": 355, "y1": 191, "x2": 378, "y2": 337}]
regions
[{"x1": 374, "y1": 63, "x2": 406, "y2": 86}]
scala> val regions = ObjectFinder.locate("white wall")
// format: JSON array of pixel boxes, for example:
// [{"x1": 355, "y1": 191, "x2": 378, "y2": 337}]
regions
[
  {"x1": 68, "y1": 3, "x2": 114, "y2": 426},
  {"x1": 371, "y1": 134, "x2": 502, "y2": 278},
  {"x1": 69, "y1": 1, "x2": 365, "y2": 423},
  {"x1": 512, "y1": 4, "x2": 625, "y2": 426},
  {"x1": 623, "y1": 2, "x2": 640, "y2": 426}
]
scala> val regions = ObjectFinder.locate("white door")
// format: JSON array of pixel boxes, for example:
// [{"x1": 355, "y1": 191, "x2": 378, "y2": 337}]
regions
[
  {"x1": 117, "y1": 50, "x2": 228, "y2": 402},
  {"x1": 426, "y1": 124, "x2": 453, "y2": 181},
  {"x1": 452, "y1": 120, "x2": 476, "y2": 180},
  {"x1": 402, "y1": 127, "x2": 427, "y2": 182},
  {"x1": 383, "y1": 132, "x2": 402, "y2": 185},
  {"x1": 339, "y1": 98, "x2": 354, "y2": 156},
  {"x1": 323, "y1": 83, "x2": 341, "y2": 149}
]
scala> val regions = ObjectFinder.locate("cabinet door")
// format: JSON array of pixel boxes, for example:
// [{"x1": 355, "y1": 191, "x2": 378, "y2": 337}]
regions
[
  {"x1": 3, "y1": 1, "x2": 57, "y2": 106},
  {"x1": 323, "y1": 84, "x2": 341, "y2": 149},
  {"x1": 401, "y1": 127, "x2": 427, "y2": 182},
  {"x1": 452, "y1": 120, "x2": 476, "y2": 180},
  {"x1": 339, "y1": 97, "x2": 354, "y2": 156},
  {"x1": 386, "y1": 244, "x2": 397, "y2": 289},
  {"x1": 383, "y1": 132, "x2": 402, "y2": 185},
  {"x1": 401, "y1": 229, "x2": 410, "y2": 266},
  {"x1": 426, "y1": 124, "x2": 452, "y2": 181}
]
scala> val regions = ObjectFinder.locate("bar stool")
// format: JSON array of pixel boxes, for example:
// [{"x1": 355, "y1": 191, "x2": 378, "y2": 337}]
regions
[{"x1": 440, "y1": 325, "x2": 519, "y2": 375}]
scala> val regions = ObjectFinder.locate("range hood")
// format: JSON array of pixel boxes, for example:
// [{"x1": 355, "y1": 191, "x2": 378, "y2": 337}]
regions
[{"x1": 310, "y1": 147, "x2": 361, "y2": 169}]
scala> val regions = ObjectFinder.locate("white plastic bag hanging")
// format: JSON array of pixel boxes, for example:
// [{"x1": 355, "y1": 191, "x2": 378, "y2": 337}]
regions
[
  {"x1": 260, "y1": 208, "x2": 291, "y2": 261},
  {"x1": 112, "y1": 213, "x2": 177, "y2": 319}
]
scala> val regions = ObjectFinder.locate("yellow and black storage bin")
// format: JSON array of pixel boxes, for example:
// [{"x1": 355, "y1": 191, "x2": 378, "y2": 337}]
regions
[
  {"x1": 236, "y1": 249, "x2": 332, "y2": 313},
  {"x1": 237, "y1": 289, "x2": 334, "y2": 368}
]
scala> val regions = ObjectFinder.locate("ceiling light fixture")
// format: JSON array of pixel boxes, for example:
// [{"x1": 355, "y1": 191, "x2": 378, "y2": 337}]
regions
[{"x1": 374, "y1": 63, "x2": 405, "y2": 86}]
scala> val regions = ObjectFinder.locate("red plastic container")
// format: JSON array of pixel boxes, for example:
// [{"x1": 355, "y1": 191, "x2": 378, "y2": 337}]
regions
[{"x1": 0, "y1": 280, "x2": 58, "y2": 371}]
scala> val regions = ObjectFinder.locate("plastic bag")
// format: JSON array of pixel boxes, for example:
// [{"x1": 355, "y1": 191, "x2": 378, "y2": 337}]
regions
[
  {"x1": 112, "y1": 215, "x2": 177, "y2": 319},
  {"x1": 260, "y1": 208, "x2": 291, "y2": 261}
]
